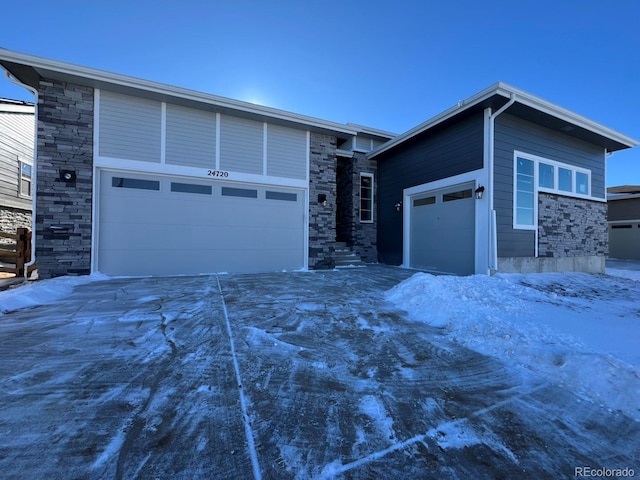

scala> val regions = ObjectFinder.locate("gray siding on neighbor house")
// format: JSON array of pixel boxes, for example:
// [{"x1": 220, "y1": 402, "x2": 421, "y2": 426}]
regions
[
  {"x1": 266, "y1": 124, "x2": 307, "y2": 180},
  {"x1": 165, "y1": 103, "x2": 216, "y2": 168},
  {"x1": 494, "y1": 113, "x2": 606, "y2": 257},
  {"x1": 99, "y1": 90, "x2": 162, "y2": 162},
  {"x1": 0, "y1": 109, "x2": 33, "y2": 210},
  {"x1": 219, "y1": 114, "x2": 263, "y2": 174},
  {"x1": 608, "y1": 197, "x2": 640, "y2": 221},
  {"x1": 377, "y1": 112, "x2": 484, "y2": 265}
]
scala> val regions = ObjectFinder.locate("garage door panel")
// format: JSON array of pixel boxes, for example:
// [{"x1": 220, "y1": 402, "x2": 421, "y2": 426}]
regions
[
  {"x1": 98, "y1": 171, "x2": 305, "y2": 275},
  {"x1": 410, "y1": 183, "x2": 475, "y2": 275}
]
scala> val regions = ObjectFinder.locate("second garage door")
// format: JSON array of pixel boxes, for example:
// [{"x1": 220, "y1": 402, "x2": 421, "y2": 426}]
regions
[
  {"x1": 409, "y1": 182, "x2": 475, "y2": 275},
  {"x1": 98, "y1": 170, "x2": 305, "y2": 276}
]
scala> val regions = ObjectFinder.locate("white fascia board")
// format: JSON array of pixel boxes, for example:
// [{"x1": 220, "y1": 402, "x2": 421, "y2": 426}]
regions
[
  {"x1": 499, "y1": 82, "x2": 639, "y2": 149},
  {"x1": 345, "y1": 122, "x2": 397, "y2": 139},
  {"x1": 335, "y1": 149, "x2": 355, "y2": 158},
  {"x1": 370, "y1": 82, "x2": 639, "y2": 159},
  {"x1": 0, "y1": 48, "x2": 358, "y2": 137},
  {"x1": 0, "y1": 103, "x2": 35, "y2": 114},
  {"x1": 607, "y1": 193, "x2": 640, "y2": 201},
  {"x1": 369, "y1": 84, "x2": 503, "y2": 159}
]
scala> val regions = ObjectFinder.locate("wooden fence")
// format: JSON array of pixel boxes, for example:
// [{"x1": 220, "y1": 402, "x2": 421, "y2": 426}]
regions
[{"x1": 0, "y1": 228, "x2": 35, "y2": 277}]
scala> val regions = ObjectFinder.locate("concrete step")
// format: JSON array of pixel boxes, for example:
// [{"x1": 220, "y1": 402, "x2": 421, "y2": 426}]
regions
[{"x1": 333, "y1": 246, "x2": 366, "y2": 267}]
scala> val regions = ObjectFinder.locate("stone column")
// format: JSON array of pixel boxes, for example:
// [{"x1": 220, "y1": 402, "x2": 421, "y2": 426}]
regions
[
  {"x1": 308, "y1": 133, "x2": 337, "y2": 269},
  {"x1": 35, "y1": 79, "x2": 94, "y2": 278}
]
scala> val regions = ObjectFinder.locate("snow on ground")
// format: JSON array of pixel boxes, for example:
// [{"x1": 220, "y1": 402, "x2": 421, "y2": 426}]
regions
[
  {"x1": 386, "y1": 271, "x2": 640, "y2": 421},
  {"x1": 0, "y1": 273, "x2": 111, "y2": 315}
]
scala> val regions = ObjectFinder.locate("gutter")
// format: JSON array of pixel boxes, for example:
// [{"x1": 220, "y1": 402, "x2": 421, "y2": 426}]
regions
[
  {"x1": 488, "y1": 93, "x2": 516, "y2": 272},
  {"x1": 3, "y1": 69, "x2": 38, "y2": 275}
]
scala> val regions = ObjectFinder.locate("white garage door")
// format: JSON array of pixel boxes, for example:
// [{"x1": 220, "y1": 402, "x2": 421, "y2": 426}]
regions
[
  {"x1": 98, "y1": 170, "x2": 305, "y2": 276},
  {"x1": 409, "y1": 182, "x2": 475, "y2": 275}
]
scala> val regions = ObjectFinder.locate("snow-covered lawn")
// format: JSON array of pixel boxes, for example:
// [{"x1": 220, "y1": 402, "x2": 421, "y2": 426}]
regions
[{"x1": 386, "y1": 271, "x2": 640, "y2": 422}]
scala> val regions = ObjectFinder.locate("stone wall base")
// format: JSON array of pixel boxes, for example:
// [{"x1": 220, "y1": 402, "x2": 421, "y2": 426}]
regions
[
  {"x1": 498, "y1": 255, "x2": 605, "y2": 274},
  {"x1": 0, "y1": 206, "x2": 32, "y2": 234}
]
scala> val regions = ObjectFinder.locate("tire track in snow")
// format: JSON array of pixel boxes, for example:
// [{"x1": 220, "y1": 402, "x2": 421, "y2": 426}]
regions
[{"x1": 216, "y1": 274, "x2": 262, "y2": 480}]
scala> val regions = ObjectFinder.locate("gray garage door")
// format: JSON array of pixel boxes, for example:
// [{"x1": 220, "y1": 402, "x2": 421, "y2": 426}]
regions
[
  {"x1": 409, "y1": 182, "x2": 475, "y2": 275},
  {"x1": 98, "y1": 170, "x2": 305, "y2": 276},
  {"x1": 608, "y1": 222, "x2": 640, "y2": 260}
]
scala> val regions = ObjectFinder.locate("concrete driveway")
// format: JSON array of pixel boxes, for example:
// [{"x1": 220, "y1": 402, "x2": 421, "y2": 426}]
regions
[{"x1": 0, "y1": 266, "x2": 638, "y2": 479}]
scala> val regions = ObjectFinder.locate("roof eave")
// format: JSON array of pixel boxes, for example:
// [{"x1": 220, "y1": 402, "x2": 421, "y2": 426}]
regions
[
  {"x1": 370, "y1": 82, "x2": 639, "y2": 159},
  {"x1": 0, "y1": 48, "x2": 359, "y2": 137}
]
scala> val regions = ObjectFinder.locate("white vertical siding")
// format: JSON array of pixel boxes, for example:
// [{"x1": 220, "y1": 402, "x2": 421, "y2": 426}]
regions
[
  {"x1": 165, "y1": 103, "x2": 216, "y2": 168},
  {"x1": 219, "y1": 115, "x2": 263, "y2": 174},
  {"x1": 355, "y1": 136, "x2": 371, "y2": 151},
  {"x1": 99, "y1": 91, "x2": 161, "y2": 162},
  {"x1": 372, "y1": 138, "x2": 387, "y2": 149},
  {"x1": 266, "y1": 124, "x2": 307, "y2": 179}
]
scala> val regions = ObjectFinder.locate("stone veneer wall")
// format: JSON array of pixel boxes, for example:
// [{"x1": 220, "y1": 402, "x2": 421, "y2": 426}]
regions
[
  {"x1": 308, "y1": 133, "x2": 337, "y2": 269},
  {"x1": 538, "y1": 193, "x2": 608, "y2": 257},
  {"x1": 344, "y1": 152, "x2": 377, "y2": 263},
  {"x1": 0, "y1": 206, "x2": 32, "y2": 234},
  {"x1": 36, "y1": 79, "x2": 94, "y2": 278}
]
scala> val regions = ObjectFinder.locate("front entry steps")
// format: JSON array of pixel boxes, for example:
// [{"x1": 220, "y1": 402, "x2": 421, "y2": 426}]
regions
[{"x1": 334, "y1": 242, "x2": 366, "y2": 267}]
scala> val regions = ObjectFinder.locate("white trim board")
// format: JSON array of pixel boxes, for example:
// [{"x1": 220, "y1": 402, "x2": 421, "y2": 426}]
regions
[{"x1": 402, "y1": 168, "x2": 489, "y2": 275}]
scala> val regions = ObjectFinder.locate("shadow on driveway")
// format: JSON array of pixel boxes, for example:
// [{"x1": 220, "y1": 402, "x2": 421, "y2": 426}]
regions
[{"x1": 0, "y1": 265, "x2": 638, "y2": 479}]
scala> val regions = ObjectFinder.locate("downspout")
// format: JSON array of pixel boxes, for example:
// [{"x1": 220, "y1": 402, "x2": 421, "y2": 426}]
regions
[
  {"x1": 488, "y1": 93, "x2": 516, "y2": 272},
  {"x1": 4, "y1": 70, "x2": 38, "y2": 273}
]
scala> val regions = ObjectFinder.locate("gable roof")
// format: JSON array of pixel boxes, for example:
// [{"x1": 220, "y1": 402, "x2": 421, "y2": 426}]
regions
[
  {"x1": 369, "y1": 82, "x2": 638, "y2": 159},
  {"x1": 0, "y1": 48, "x2": 394, "y2": 142}
]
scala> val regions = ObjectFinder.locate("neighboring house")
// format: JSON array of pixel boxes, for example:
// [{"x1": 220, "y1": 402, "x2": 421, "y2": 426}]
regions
[
  {"x1": 0, "y1": 49, "x2": 637, "y2": 278},
  {"x1": 371, "y1": 84, "x2": 637, "y2": 274},
  {"x1": 0, "y1": 98, "x2": 34, "y2": 237},
  {"x1": 607, "y1": 185, "x2": 640, "y2": 260}
]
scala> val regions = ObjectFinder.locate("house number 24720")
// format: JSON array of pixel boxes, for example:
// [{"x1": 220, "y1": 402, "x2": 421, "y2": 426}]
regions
[{"x1": 207, "y1": 170, "x2": 229, "y2": 178}]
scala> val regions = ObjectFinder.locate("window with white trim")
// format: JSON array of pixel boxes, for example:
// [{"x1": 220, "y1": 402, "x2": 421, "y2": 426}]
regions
[
  {"x1": 513, "y1": 152, "x2": 592, "y2": 229},
  {"x1": 360, "y1": 173, "x2": 374, "y2": 222},
  {"x1": 515, "y1": 157, "x2": 535, "y2": 228},
  {"x1": 19, "y1": 161, "x2": 32, "y2": 197}
]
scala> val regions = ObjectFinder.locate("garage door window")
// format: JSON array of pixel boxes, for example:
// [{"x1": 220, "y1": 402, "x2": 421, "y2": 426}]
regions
[
  {"x1": 221, "y1": 186, "x2": 258, "y2": 198},
  {"x1": 413, "y1": 196, "x2": 435, "y2": 207},
  {"x1": 266, "y1": 191, "x2": 297, "y2": 202},
  {"x1": 112, "y1": 177, "x2": 160, "y2": 190},
  {"x1": 443, "y1": 189, "x2": 472, "y2": 202},
  {"x1": 171, "y1": 182, "x2": 212, "y2": 195}
]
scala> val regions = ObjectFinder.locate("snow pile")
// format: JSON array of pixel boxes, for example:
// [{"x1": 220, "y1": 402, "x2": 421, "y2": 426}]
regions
[
  {"x1": 386, "y1": 272, "x2": 640, "y2": 421},
  {"x1": 0, "y1": 273, "x2": 111, "y2": 315}
]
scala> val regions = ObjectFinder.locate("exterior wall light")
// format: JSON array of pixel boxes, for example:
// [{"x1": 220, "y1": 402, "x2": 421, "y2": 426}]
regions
[
  {"x1": 395, "y1": 202, "x2": 402, "y2": 212},
  {"x1": 59, "y1": 169, "x2": 76, "y2": 183},
  {"x1": 317, "y1": 193, "x2": 327, "y2": 207},
  {"x1": 475, "y1": 186, "x2": 485, "y2": 200}
]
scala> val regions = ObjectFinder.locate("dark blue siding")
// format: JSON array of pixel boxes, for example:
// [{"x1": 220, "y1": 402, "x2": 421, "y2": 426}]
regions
[
  {"x1": 377, "y1": 112, "x2": 484, "y2": 265},
  {"x1": 494, "y1": 113, "x2": 605, "y2": 257}
]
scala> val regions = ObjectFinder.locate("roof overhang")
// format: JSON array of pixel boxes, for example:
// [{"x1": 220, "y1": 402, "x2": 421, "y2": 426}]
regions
[
  {"x1": 607, "y1": 193, "x2": 640, "y2": 201},
  {"x1": 0, "y1": 97, "x2": 34, "y2": 114},
  {"x1": 0, "y1": 48, "x2": 362, "y2": 140},
  {"x1": 370, "y1": 82, "x2": 639, "y2": 159}
]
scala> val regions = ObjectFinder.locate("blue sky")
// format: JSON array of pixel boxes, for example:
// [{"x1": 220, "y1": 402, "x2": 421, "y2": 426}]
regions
[{"x1": 1, "y1": 0, "x2": 638, "y2": 186}]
